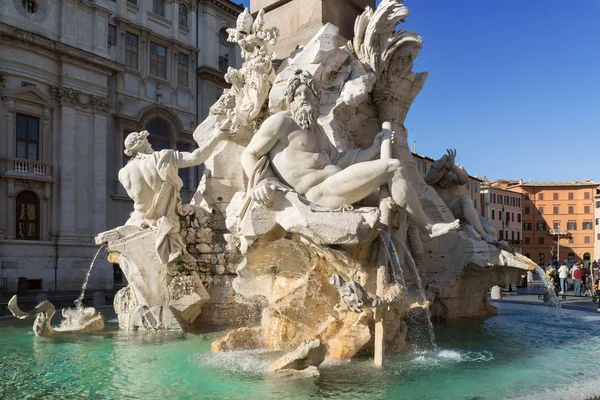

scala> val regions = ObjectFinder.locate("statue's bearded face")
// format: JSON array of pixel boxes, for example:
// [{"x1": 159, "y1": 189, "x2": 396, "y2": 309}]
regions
[{"x1": 290, "y1": 84, "x2": 319, "y2": 131}]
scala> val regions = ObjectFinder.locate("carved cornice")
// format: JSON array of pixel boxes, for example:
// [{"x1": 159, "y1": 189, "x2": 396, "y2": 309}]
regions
[
  {"x1": 197, "y1": 66, "x2": 229, "y2": 86},
  {"x1": 0, "y1": 23, "x2": 122, "y2": 74},
  {"x1": 50, "y1": 85, "x2": 111, "y2": 115},
  {"x1": 201, "y1": 0, "x2": 243, "y2": 18}
]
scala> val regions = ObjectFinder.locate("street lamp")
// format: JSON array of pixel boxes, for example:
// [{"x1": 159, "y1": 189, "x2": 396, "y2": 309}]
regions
[
  {"x1": 556, "y1": 222, "x2": 560, "y2": 267},
  {"x1": 500, "y1": 206, "x2": 505, "y2": 241}
]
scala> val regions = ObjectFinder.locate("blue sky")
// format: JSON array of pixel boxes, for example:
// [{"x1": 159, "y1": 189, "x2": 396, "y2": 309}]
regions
[{"x1": 236, "y1": 0, "x2": 600, "y2": 182}]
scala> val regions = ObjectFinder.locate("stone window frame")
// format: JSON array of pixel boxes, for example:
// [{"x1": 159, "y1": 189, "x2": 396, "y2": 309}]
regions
[
  {"x1": 125, "y1": 32, "x2": 139, "y2": 70},
  {"x1": 218, "y1": 27, "x2": 231, "y2": 72},
  {"x1": 1, "y1": 88, "x2": 55, "y2": 241},
  {"x1": 179, "y1": 4, "x2": 188, "y2": 28},
  {"x1": 15, "y1": 190, "x2": 40, "y2": 240},
  {"x1": 152, "y1": 0, "x2": 166, "y2": 17},
  {"x1": 149, "y1": 41, "x2": 168, "y2": 80},
  {"x1": 108, "y1": 24, "x2": 117, "y2": 47},
  {"x1": 15, "y1": 113, "x2": 40, "y2": 161},
  {"x1": 177, "y1": 53, "x2": 189, "y2": 88}
]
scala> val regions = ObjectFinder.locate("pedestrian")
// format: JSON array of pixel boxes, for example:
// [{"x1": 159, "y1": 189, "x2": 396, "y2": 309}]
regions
[
  {"x1": 572, "y1": 264, "x2": 583, "y2": 296},
  {"x1": 547, "y1": 264, "x2": 559, "y2": 295},
  {"x1": 558, "y1": 261, "x2": 569, "y2": 294},
  {"x1": 527, "y1": 270, "x2": 533, "y2": 286}
]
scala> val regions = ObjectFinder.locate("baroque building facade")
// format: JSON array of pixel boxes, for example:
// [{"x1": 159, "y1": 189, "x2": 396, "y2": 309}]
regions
[
  {"x1": 507, "y1": 180, "x2": 599, "y2": 266},
  {"x1": 0, "y1": 0, "x2": 241, "y2": 293},
  {"x1": 479, "y1": 182, "x2": 523, "y2": 254}
]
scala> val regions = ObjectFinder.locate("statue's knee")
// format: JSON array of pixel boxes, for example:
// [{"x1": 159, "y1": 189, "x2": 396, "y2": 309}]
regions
[{"x1": 385, "y1": 159, "x2": 401, "y2": 173}]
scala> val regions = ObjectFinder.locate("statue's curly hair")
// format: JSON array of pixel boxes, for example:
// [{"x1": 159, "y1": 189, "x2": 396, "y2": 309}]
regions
[
  {"x1": 285, "y1": 69, "x2": 321, "y2": 105},
  {"x1": 124, "y1": 130, "x2": 150, "y2": 157}
]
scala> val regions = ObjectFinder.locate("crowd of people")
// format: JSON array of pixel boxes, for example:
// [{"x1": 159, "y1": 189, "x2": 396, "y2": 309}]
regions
[{"x1": 544, "y1": 260, "x2": 599, "y2": 297}]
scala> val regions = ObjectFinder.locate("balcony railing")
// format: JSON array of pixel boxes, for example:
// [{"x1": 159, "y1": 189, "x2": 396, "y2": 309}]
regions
[
  {"x1": 2, "y1": 158, "x2": 53, "y2": 178},
  {"x1": 549, "y1": 229, "x2": 571, "y2": 236}
]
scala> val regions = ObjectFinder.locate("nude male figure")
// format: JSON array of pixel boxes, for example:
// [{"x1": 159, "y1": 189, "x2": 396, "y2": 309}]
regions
[
  {"x1": 119, "y1": 127, "x2": 225, "y2": 228},
  {"x1": 241, "y1": 70, "x2": 459, "y2": 240},
  {"x1": 424, "y1": 149, "x2": 496, "y2": 243}
]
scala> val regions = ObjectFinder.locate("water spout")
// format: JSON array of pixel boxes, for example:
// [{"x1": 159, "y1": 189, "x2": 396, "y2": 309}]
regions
[
  {"x1": 378, "y1": 230, "x2": 405, "y2": 285},
  {"x1": 74, "y1": 245, "x2": 105, "y2": 309},
  {"x1": 533, "y1": 264, "x2": 562, "y2": 309},
  {"x1": 393, "y1": 233, "x2": 437, "y2": 351}
]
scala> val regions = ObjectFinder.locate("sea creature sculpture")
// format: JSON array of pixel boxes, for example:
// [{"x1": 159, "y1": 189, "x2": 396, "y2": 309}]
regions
[{"x1": 7, "y1": 295, "x2": 105, "y2": 336}]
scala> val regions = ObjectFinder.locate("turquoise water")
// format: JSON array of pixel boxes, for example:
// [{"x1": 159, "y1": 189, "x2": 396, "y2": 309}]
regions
[{"x1": 1, "y1": 303, "x2": 599, "y2": 400}]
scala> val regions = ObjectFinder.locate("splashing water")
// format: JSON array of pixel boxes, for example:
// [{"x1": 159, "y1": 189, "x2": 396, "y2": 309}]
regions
[
  {"x1": 74, "y1": 245, "x2": 105, "y2": 309},
  {"x1": 533, "y1": 264, "x2": 562, "y2": 309},
  {"x1": 393, "y1": 234, "x2": 437, "y2": 351}
]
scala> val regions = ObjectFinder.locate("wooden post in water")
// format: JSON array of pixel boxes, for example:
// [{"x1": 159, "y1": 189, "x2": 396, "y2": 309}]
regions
[{"x1": 374, "y1": 121, "x2": 393, "y2": 366}]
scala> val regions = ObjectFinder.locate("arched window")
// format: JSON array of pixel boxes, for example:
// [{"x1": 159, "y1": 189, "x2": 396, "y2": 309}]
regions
[
  {"x1": 584, "y1": 253, "x2": 591, "y2": 261},
  {"x1": 218, "y1": 28, "x2": 231, "y2": 72},
  {"x1": 16, "y1": 190, "x2": 39, "y2": 240},
  {"x1": 22, "y1": 0, "x2": 37, "y2": 13},
  {"x1": 179, "y1": 4, "x2": 188, "y2": 28},
  {"x1": 145, "y1": 118, "x2": 170, "y2": 150},
  {"x1": 568, "y1": 252, "x2": 576, "y2": 263}
]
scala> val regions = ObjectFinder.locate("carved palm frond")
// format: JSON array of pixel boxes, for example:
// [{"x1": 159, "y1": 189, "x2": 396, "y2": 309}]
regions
[{"x1": 352, "y1": 0, "x2": 419, "y2": 76}]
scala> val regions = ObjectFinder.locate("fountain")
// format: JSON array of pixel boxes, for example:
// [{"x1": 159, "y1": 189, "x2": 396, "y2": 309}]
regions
[
  {"x1": 7, "y1": 246, "x2": 107, "y2": 336},
  {"x1": 5, "y1": 1, "x2": 594, "y2": 398}
]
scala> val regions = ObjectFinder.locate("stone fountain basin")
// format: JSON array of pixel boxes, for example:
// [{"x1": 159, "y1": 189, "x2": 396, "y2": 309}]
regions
[{"x1": 1, "y1": 303, "x2": 599, "y2": 400}]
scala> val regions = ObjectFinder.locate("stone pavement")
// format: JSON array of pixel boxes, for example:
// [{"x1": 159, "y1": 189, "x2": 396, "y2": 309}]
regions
[{"x1": 491, "y1": 281, "x2": 599, "y2": 313}]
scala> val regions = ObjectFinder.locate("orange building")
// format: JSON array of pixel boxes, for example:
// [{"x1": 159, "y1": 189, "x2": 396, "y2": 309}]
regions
[{"x1": 507, "y1": 180, "x2": 599, "y2": 266}]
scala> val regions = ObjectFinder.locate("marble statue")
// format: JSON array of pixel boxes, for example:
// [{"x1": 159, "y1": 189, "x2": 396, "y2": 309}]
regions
[
  {"x1": 241, "y1": 69, "x2": 460, "y2": 240},
  {"x1": 424, "y1": 149, "x2": 497, "y2": 243},
  {"x1": 204, "y1": 8, "x2": 279, "y2": 144},
  {"x1": 119, "y1": 127, "x2": 226, "y2": 264},
  {"x1": 8, "y1": 295, "x2": 105, "y2": 336}
]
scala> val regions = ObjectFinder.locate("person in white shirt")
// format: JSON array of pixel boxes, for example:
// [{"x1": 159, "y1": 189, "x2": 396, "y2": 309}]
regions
[{"x1": 558, "y1": 262, "x2": 570, "y2": 294}]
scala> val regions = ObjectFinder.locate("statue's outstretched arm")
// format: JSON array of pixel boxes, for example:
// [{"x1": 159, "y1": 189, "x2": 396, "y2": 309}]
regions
[
  {"x1": 178, "y1": 128, "x2": 226, "y2": 168},
  {"x1": 445, "y1": 149, "x2": 469, "y2": 186}
]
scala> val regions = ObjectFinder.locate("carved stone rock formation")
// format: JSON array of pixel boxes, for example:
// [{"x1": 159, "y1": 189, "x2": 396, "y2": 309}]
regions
[{"x1": 267, "y1": 339, "x2": 326, "y2": 372}]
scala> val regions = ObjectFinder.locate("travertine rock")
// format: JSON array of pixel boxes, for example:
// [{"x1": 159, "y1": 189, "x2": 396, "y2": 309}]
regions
[
  {"x1": 211, "y1": 326, "x2": 264, "y2": 352},
  {"x1": 267, "y1": 339, "x2": 326, "y2": 372}
]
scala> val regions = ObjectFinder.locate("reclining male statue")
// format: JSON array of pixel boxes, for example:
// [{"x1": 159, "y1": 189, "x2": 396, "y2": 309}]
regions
[
  {"x1": 424, "y1": 149, "x2": 497, "y2": 244},
  {"x1": 241, "y1": 70, "x2": 460, "y2": 240}
]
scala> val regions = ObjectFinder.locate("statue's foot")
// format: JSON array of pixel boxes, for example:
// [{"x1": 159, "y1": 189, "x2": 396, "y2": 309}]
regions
[{"x1": 421, "y1": 219, "x2": 460, "y2": 241}]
